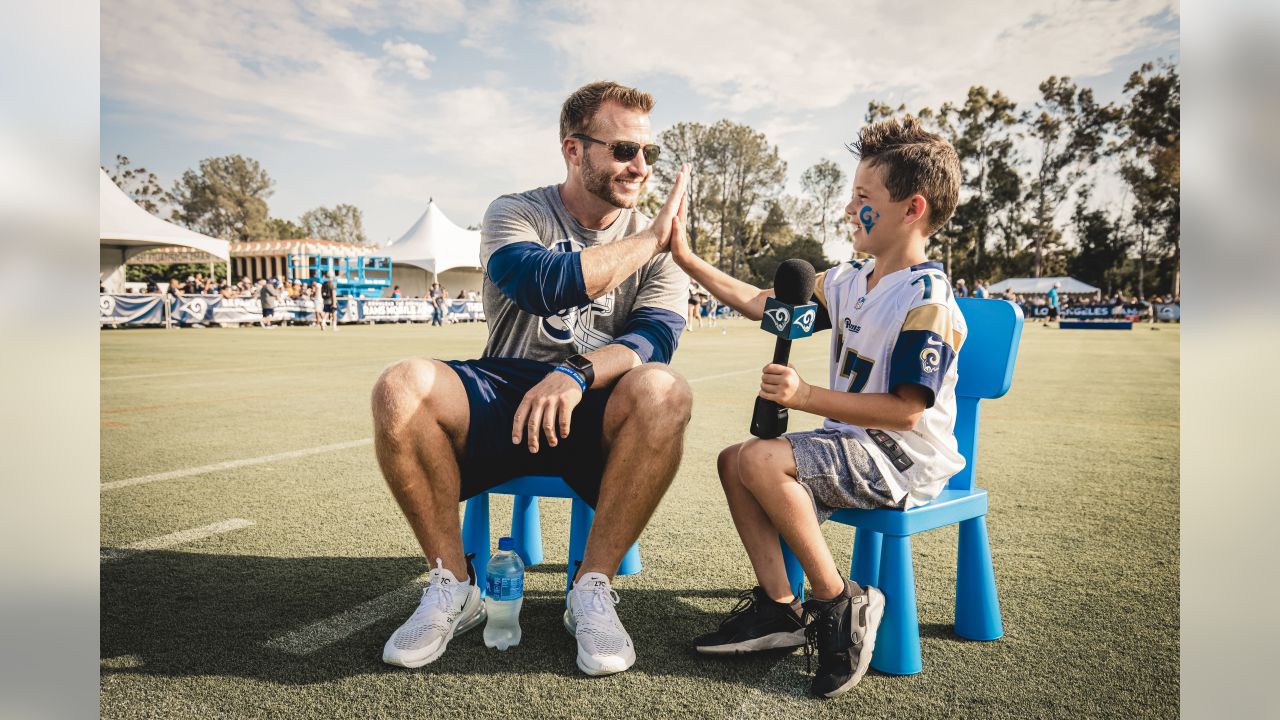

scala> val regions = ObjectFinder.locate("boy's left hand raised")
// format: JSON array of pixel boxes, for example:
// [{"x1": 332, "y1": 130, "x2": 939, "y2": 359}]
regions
[{"x1": 759, "y1": 363, "x2": 811, "y2": 410}]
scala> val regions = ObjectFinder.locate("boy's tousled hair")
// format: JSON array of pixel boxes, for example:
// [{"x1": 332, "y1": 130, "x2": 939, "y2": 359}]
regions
[
  {"x1": 848, "y1": 117, "x2": 961, "y2": 236},
  {"x1": 560, "y1": 81, "x2": 654, "y2": 141}
]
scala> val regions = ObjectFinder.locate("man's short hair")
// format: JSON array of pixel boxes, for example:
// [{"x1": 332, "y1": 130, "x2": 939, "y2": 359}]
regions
[
  {"x1": 848, "y1": 117, "x2": 961, "y2": 236},
  {"x1": 559, "y1": 81, "x2": 654, "y2": 141}
]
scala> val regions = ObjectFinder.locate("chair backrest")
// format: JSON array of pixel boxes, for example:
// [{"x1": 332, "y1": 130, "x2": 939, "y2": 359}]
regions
[{"x1": 948, "y1": 298, "x2": 1024, "y2": 491}]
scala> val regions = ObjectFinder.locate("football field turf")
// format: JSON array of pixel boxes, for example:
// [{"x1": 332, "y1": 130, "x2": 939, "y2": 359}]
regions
[{"x1": 101, "y1": 317, "x2": 1179, "y2": 719}]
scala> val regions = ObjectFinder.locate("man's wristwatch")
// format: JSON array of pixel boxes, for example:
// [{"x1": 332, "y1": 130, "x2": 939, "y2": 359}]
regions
[{"x1": 564, "y1": 354, "x2": 595, "y2": 389}]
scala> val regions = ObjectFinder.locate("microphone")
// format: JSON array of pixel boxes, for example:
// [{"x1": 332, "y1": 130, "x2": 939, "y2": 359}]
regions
[{"x1": 750, "y1": 259, "x2": 818, "y2": 439}]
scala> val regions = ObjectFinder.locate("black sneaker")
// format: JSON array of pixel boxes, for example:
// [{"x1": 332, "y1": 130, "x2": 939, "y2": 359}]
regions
[
  {"x1": 802, "y1": 579, "x2": 886, "y2": 698},
  {"x1": 693, "y1": 586, "x2": 807, "y2": 655}
]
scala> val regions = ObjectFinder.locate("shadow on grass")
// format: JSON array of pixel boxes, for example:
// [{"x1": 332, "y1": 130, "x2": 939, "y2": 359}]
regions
[{"x1": 101, "y1": 551, "x2": 798, "y2": 690}]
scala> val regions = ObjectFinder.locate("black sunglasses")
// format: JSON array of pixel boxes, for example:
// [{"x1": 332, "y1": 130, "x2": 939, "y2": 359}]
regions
[{"x1": 571, "y1": 133, "x2": 661, "y2": 165}]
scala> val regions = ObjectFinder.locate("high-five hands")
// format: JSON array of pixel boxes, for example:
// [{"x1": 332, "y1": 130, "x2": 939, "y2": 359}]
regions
[
  {"x1": 511, "y1": 370, "x2": 583, "y2": 453},
  {"x1": 759, "y1": 363, "x2": 812, "y2": 410},
  {"x1": 651, "y1": 164, "x2": 689, "y2": 252}
]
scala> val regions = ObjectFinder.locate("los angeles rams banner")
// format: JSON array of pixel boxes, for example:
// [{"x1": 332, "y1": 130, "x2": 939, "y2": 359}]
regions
[
  {"x1": 100, "y1": 295, "x2": 484, "y2": 326},
  {"x1": 1022, "y1": 303, "x2": 1179, "y2": 320}
]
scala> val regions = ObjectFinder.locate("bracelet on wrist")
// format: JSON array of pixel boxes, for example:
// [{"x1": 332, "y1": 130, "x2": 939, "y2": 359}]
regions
[{"x1": 553, "y1": 365, "x2": 587, "y2": 392}]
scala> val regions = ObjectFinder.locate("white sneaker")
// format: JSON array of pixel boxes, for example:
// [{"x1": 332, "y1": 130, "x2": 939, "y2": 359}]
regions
[
  {"x1": 563, "y1": 572, "x2": 636, "y2": 676},
  {"x1": 382, "y1": 558, "x2": 485, "y2": 668}
]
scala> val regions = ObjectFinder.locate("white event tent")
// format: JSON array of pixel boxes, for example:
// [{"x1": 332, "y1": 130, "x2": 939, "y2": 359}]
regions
[
  {"x1": 382, "y1": 199, "x2": 483, "y2": 298},
  {"x1": 99, "y1": 169, "x2": 230, "y2": 293},
  {"x1": 986, "y1": 276, "x2": 1100, "y2": 298}
]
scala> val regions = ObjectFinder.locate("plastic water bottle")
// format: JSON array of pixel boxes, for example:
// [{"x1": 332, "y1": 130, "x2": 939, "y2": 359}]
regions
[{"x1": 483, "y1": 537, "x2": 525, "y2": 651}]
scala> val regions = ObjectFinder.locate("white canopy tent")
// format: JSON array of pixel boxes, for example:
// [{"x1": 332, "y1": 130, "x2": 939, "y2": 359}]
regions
[
  {"x1": 99, "y1": 169, "x2": 230, "y2": 293},
  {"x1": 382, "y1": 199, "x2": 483, "y2": 298},
  {"x1": 986, "y1": 276, "x2": 1100, "y2": 297}
]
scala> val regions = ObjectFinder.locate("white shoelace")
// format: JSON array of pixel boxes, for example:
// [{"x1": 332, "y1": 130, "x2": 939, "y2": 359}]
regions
[
  {"x1": 577, "y1": 583, "x2": 621, "y2": 623},
  {"x1": 412, "y1": 559, "x2": 458, "y2": 623}
]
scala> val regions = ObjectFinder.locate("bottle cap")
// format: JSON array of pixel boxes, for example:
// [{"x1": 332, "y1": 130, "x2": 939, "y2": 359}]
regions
[{"x1": 498, "y1": 537, "x2": 514, "y2": 551}]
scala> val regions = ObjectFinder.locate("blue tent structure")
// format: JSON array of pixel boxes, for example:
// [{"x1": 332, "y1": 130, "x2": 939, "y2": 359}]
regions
[{"x1": 986, "y1": 276, "x2": 1100, "y2": 297}]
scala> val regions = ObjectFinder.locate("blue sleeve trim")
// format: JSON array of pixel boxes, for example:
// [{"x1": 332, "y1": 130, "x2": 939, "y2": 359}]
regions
[
  {"x1": 888, "y1": 329, "x2": 956, "y2": 408},
  {"x1": 486, "y1": 242, "x2": 589, "y2": 317},
  {"x1": 611, "y1": 307, "x2": 685, "y2": 364}
]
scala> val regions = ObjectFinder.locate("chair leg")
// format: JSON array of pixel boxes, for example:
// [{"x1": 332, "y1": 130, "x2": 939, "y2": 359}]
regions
[
  {"x1": 510, "y1": 495, "x2": 544, "y2": 567},
  {"x1": 461, "y1": 495, "x2": 491, "y2": 593},
  {"x1": 780, "y1": 537, "x2": 805, "y2": 601},
  {"x1": 566, "y1": 499, "x2": 594, "y2": 594},
  {"x1": 618, "y1": 541, "x2": 643, "y2": 576},
  {"x1": 872, "y1": 534, "x2": 922, "y2": 675},
  {"x1": 955, "y1": 516, "x2": 1003, "y2": 641},
  {"x1": 851, "y1": 529, "x2": 883, "y2": 588}
]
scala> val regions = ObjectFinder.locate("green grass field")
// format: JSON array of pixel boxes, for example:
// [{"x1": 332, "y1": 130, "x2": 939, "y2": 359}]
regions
[{"x1": 100, "y1": 317, "x2": 1179, "y2": 719}]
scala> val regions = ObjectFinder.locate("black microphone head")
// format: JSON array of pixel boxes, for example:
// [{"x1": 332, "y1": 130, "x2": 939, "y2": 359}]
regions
[{"x1": 773, "y1": 259, "x2": 816, "y2": 305}]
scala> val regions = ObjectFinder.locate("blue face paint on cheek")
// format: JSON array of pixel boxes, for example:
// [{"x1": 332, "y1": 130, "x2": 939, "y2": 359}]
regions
[{"x1": 858, "y1": 205, "x2": 881, "y2": 234}]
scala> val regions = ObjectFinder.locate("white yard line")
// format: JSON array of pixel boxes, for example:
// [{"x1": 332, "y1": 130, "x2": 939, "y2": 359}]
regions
[
  {"x1": 100, "y1": 518, "x2": 255, "y2": 562},
  {"x1": 264, "y1": 574, "x2": 430, "y2": 656},
  {"x1": 101, "y1": 439, "x2": 373, "y2": 492}
]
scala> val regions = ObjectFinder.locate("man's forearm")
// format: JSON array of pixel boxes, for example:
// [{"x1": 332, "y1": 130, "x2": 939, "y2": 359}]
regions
[
  {"x1": 579, "y1": 229, "x2": 660, "y2": 298},
  {"x1": 674, "y1": 249, "x2": 770, "y2": 320},
  {"x1": 577, "y1": 343, "x2": 643, "y2": 389}
]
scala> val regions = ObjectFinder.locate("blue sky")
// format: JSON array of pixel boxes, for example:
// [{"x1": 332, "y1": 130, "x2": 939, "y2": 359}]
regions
[{"x1": 101, "y1": 0, "x2": 1180, "y2": 249}]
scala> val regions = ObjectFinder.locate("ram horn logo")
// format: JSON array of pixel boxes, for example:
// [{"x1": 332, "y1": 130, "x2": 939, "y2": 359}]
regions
[
  {"x1": 920, "y1": 337, "x2": 942, "y2": 374},
  {"x1": 793, "y1": 307, "x2": 817, "y2": 333},
  {"x1": 764, "y1": 306, "x2": 791, "y2": 330}
]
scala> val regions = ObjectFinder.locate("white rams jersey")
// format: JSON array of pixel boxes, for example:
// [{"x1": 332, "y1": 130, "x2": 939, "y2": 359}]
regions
[{"x1": 813, "y1": 258, "x2": 967, "y2": 508}]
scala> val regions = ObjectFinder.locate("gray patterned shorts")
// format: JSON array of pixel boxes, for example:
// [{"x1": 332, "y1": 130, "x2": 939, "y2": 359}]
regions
[{"x1": 784, "y1": 427, "x2": 904, "y2": 523}]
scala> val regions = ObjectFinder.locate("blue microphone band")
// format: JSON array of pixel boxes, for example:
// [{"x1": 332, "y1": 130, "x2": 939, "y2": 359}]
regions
[
  {"x1": 760, "y1": 296, "x2": 819, "y2": 340},
  {"x1": 553, "y1": 365, "x2": 587, "y2": 392}
]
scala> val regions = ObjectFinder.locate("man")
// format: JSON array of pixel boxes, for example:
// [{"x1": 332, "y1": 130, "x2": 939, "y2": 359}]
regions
[
  {"x1": 954, "y1": 278, "x2": 967, "y2": 297},
  {"x1": 1046, "y1": 281, "x2": 1061, "y2": 324},
  {"x1": 321, "y1": 272, "x2": 338, "y2": 332},
  {"x1": 258, "y1": 278, "x2": 278, "y2": 329},
  {"x1": 372, "y1": 81, "x2": 692, "y2": 677}
]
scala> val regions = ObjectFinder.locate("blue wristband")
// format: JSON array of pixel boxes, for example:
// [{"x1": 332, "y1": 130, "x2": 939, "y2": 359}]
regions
[{"x1": 553, "y1": 365, "x2": 587, "y2": 392}]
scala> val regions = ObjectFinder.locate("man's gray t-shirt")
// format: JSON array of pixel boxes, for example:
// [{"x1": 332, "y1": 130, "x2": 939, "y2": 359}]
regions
[{"x1": 480, "y1": 185, "x2": 688, "y2": 363}]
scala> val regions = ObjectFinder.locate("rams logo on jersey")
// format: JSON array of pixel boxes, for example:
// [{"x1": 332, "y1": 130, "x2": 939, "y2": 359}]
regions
[{"x1": 920, "y1": 336, "x2": 943, "y2": 374}]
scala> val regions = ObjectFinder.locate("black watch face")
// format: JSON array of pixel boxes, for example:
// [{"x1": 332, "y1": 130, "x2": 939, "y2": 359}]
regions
[{"x1": 568, "y1": 354, "x2": 590, "y2": 371}]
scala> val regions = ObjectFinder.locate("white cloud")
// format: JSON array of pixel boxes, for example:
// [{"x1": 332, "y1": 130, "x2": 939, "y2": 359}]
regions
[
  {"x1": 544, "y1": 0, "x2": 1178, "y2": 112},
  {"x1": 383, "y1": 40, "x2": 436, "y2": 79}
]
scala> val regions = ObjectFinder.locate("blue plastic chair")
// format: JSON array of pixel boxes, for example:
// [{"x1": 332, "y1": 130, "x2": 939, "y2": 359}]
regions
[
  {"x1": 781, "y1": 297, "x2": 1023, "y2": 675},
  {"x1": 461, "y1": 475, "x2": 643, "y2": 594}
]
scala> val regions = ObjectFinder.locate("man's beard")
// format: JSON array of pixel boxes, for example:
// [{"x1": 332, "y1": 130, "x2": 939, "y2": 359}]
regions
[{"x1": 582, "y1": 152, "x2": 644, "y2": 209}]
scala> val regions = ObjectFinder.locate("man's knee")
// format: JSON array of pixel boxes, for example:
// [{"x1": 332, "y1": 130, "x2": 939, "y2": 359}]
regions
[
  {"x1": 612, "y1": 363, "x2": 693, "y2": 425},
  {"x1": 371, "y1": 358, "x2": 459, "y2": 445}
]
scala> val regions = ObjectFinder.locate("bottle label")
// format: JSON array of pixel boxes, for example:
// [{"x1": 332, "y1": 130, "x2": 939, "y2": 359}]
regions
[{"x1": 486, "y1": 574, "x2": 524, "y2": 601}]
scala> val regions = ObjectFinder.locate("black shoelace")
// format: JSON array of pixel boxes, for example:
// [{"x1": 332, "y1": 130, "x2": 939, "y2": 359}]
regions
[
  {"x1": 718, "y1": 588, "x2": 761, "y2": 631},
  {"x1": 802, "y1": 603, "x2": 842, "y2": 675}
]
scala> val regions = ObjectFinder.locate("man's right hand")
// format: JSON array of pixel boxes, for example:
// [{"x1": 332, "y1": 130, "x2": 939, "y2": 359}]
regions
[{"x1": 651, "y1": 164, "x2": 689, "y2": 252}]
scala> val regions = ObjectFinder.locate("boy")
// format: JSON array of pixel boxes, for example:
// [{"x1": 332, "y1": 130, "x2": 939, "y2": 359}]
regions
[{"x1": 668, "y1": 118, "x2": 965, "y2": 698}]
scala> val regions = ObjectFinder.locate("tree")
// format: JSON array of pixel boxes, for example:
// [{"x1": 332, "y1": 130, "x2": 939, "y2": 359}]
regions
[
  {"x1": 104, "y1": 154, "x2": 172, "y2": 216},
  {"x1": 936, "y1": 87, "x2": 1023, "y2": 281},
  {"x1": 1068, "y1": 190, "x2": 1130, "y2": 295},
  {"x1": 748, "y1": 236, "x2": 832, "y2": 286},
  {"x1": 171, "y1": 155, "x2": 276, "y2": 242},
  {"x1": 268, "y1": 217, "x2": 308, "y2": 240},
  {"x1": 1024, "y1": 77, "x2": 1120, "y2": 277},
  {"x1": 702, "y1": 120, "x2": 787, "y2": 278},
  {"x1": 300, "y1": 204, "x2": 368, "y2": 244},
  {"x1": 800, "y1": 159, "x2": 848, "y2": 249},
  {"x1": 1117, "y1": 60, "x2": 1180, "y2": 298},
  {"x1": 655, "y1": 122, "x2": 716, "y2": 255}
]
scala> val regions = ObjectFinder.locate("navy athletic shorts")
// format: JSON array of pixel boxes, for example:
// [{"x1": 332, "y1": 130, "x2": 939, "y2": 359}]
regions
[{"x1": 443, "y1": 357, "x2": 615, "y2": 507}]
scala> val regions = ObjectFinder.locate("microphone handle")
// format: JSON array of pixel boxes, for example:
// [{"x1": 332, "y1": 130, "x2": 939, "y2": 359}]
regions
[{"x1": 751, "y1": 337, "x2": 793, "y2": 439}]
